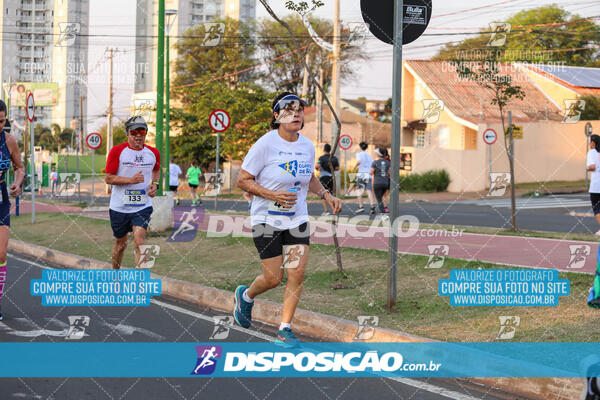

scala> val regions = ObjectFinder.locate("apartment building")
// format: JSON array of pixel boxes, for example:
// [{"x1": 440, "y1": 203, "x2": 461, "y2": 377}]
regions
[
  {"x1": 134, "y1": 0, "x2": 255, "y2": 93},
  {"x1": 0, "y1": 0, "x2": 88, "y2": 131}
]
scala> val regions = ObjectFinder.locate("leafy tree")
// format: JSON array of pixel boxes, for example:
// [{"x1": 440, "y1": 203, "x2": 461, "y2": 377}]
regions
[
  {"x1": 170, "y1": 82, "x2": 272, "y2": 168},
  {"x1": 435, "y1": 5, "x2": 600, "y2": 66},
  {"x1": 456, "y1": 55, "x2": 525, "y2": 231},
  {"x1": 173, "y1": 17, "x2": 257, "y2": 90},
  {"x1": 257, "y1": 14, "x2": 367, "y2": 104},
  {"x1": 580, "y1": 95, "x2": 600, "y2": 120},
  {"x1": 96, "y1": 123, "x2": 126, "y2": 155}
]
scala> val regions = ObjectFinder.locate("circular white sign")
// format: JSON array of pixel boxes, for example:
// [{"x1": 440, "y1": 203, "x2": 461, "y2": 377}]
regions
[
  {"x1": 26, "y1": 93, "x2": 35, "y2": 122},
  {"x1": 482, "y1": 129, "x2": 497, "y2": 145},
  {"x1": 209, "y1": 109, "x2": 231, "y2": 132},
  {"x1": 86, "y1": 132, "x2": 102, "y2": 150},
  {"x1": 339, "y1": 134, "x2": 353, "y2": 151}
]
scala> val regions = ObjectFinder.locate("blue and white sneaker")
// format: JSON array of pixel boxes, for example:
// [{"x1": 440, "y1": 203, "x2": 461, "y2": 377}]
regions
[
  {"x1": 233, "y1": 285, "x2": 253, "y2": 328},
  {"x1": 275, "y1": 327, "x2": 301, "y2": 348}
]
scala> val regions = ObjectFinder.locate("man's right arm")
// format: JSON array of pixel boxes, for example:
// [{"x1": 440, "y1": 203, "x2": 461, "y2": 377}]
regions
[{"x1": 105, "y1": 174, "x2": 134, "y2": 185}]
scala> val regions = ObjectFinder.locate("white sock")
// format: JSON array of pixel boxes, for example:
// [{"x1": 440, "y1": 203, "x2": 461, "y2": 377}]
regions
[
  {"x1": 279, "y1": 322, "x2": 291, "y2": 330},
  {"x1": 242, "y1": 289, "x2": 254, "y2": 303}
]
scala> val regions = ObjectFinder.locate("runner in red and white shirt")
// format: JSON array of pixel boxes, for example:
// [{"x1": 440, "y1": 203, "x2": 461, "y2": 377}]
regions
[{"x1": 105, "y1": 116, "x2": 160, "y2": 269}]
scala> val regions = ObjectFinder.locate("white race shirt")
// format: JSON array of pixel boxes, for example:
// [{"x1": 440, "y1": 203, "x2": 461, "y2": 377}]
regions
[
  {"x1": 106, "y1": 142, "x2": 160, "y2": 213},
  {"x1": 587, "y1": 149, "x2": 600, "y2": 193},
  {"x1": 356, "y1": 151, "x2": 374, "y2": 174},
  {"x1": 169, "y1": 163, "x2": 182, "y2": 186},
  {"x1": 241, "y1": 130, "x2": 315, "y2": 230}
]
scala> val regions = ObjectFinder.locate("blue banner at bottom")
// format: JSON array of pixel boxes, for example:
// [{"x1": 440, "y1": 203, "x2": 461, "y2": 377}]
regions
[{"x1": 1, "y1": 342, "x2": 599, "y2": 378}]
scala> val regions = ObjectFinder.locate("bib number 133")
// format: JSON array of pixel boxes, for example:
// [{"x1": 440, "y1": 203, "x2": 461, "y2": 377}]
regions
[{"x1": 123, "y1": 189, "x2": 146, "y2": 206}]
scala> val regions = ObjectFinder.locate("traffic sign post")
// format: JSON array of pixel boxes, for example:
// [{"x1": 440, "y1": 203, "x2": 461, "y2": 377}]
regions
[
  {"x1": 339, "y1": 135, "x2": 352, "y2": 194},
  {"x1": 483, "y1": 129, "x2": 497, "y2": 190},
  {"x1": 361, "y1": 0, "x2": 431, "y2": 310},
  {"x1": 209, "y1": 109, "x2": 231, "y2": 211},
  {"x1": 26, "y1": 93, "x2": 35, "y2": 224},
  {"x1": 86, "y1": 132, "x2": 102, "y2": 202}
]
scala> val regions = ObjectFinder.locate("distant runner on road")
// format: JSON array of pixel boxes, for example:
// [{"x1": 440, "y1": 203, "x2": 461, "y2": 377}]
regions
[
  {"x1": 0, "y1": 100, "x2": 25, "y2": 320},
  {"x1": 169, "y1": 159, "x2": 182, "y2": 205},
  {"x1": 105, "y1": 116, "x2": 160, "y2": 269},
  {"x1": 186, "y1": 160, "x2": 202, "y2": 206},
  {"x1": 587, "y1": 134, "x2": 600, "y2": 235}
]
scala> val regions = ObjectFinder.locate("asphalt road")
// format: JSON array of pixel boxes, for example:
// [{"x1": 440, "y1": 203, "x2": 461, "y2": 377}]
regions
[
  {"x1": 32, "y1": 192, "x2": 600, "y2": 234},
  {"x1": 0, "y1": 253, "x2": 520, "y2": 400}
]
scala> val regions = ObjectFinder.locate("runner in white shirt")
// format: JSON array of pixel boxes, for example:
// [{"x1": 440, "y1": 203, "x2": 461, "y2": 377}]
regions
[
  {"x1": 236, "y1": 92, "x2": 342, "y2": 348},
  {"x1": 354, "y1": 141, "x2": 375, "y2": 215},
  {"x1": 168, "y1": 159, "x2": 182, "y2": 205},
  {"x1": 587, "y1": 135, "x2": 600, "y2": 235},
  {"x1": 105, "y1": 116, "x2": 160, "y2": 269}
]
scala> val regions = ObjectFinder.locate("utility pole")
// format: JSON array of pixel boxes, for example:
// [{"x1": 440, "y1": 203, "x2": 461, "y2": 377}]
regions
[
  {"x1": 301, "y1": 52, "x2": 310, "y2": 99},
  {"x1": 317, "y1": 67, "x2": 323, "y2": 143},
  {"x1": 155, "y1": 0, "x2": 166, "y2": 196},
  {"x1": 331, "y1": 0, "x2": 341, "y2": 194},
  {"x1": 79, "y1": 97, "x2": 85, "y2": 200},
  {"x1": 106, "y1": 48, "x2": 114, "y2": 194}
]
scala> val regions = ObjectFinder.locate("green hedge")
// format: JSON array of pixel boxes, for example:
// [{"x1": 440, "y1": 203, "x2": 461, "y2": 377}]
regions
[{"x1": 399, "y1": 169, "x2": 450, "y2": 192}]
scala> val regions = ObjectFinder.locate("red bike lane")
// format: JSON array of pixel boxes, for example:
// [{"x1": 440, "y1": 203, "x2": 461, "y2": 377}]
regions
[{"x1": 199, "y1": 213, "x2": 599, "y2": 275}]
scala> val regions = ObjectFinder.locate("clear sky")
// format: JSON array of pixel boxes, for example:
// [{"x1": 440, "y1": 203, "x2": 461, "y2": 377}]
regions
[{"x1": 86, "y1": 0, "x2": 600, "y2": 130}]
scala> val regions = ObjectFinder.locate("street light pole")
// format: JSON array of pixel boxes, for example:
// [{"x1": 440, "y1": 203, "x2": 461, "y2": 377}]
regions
[
  {"x1": 155, "y1": 0, "x2": 165, "y2": 196},
  {"x1": 165, "y1": 9, "x2": 177, "y2": 192}
]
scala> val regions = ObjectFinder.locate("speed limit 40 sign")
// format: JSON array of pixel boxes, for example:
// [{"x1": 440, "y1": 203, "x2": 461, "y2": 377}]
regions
[
  {"x1": 86, "y1": 132, "x2": 102, "y2": 150},
  {"x1": 339, "y1": 135, "x2": 353, "y2": 151}
]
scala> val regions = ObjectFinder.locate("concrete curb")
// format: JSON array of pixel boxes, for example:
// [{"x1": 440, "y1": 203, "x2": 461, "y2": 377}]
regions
[{"x1": 8, "y1": 238, "x2": 582, "y2": 399}]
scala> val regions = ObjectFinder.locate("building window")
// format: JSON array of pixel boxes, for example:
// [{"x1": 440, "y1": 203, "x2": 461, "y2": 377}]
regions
[
  {"x1": 436, "y1": 125, "x2": 450, "y2": 149},
  {"x1": 415, "y1": 129, "x2": 425, "y2": 148}
]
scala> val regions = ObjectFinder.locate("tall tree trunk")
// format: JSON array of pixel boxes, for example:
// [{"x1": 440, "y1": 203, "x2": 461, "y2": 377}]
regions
[{"x1": 258, "y1": 0, "x2": 345, "y2": 274}]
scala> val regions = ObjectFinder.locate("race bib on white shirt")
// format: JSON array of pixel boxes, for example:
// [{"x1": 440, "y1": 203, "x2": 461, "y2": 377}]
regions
[{"x1": 123, "y1": 189, "x2": 147, "y2": 206}]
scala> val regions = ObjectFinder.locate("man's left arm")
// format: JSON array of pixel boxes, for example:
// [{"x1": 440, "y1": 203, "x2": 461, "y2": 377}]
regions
[{"x1": 148, "y1": 168, "x2": 160, "y2": 197}]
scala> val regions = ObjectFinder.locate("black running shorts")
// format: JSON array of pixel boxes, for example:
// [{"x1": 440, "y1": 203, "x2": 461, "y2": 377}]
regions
[{"x1": 252, "y1": 222, "x2": 310, "y2": 260}]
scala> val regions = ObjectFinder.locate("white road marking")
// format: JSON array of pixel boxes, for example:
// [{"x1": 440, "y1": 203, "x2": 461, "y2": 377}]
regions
[
  {"x1": 151, "y1": 299, "x2": 275, "y2": 343},
  {"x1": 100, "y1": 322, "x2": 165, "y2": 340},
  {"x1": 389, "y1": 378, "x2": 484, "y2": 400}
]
